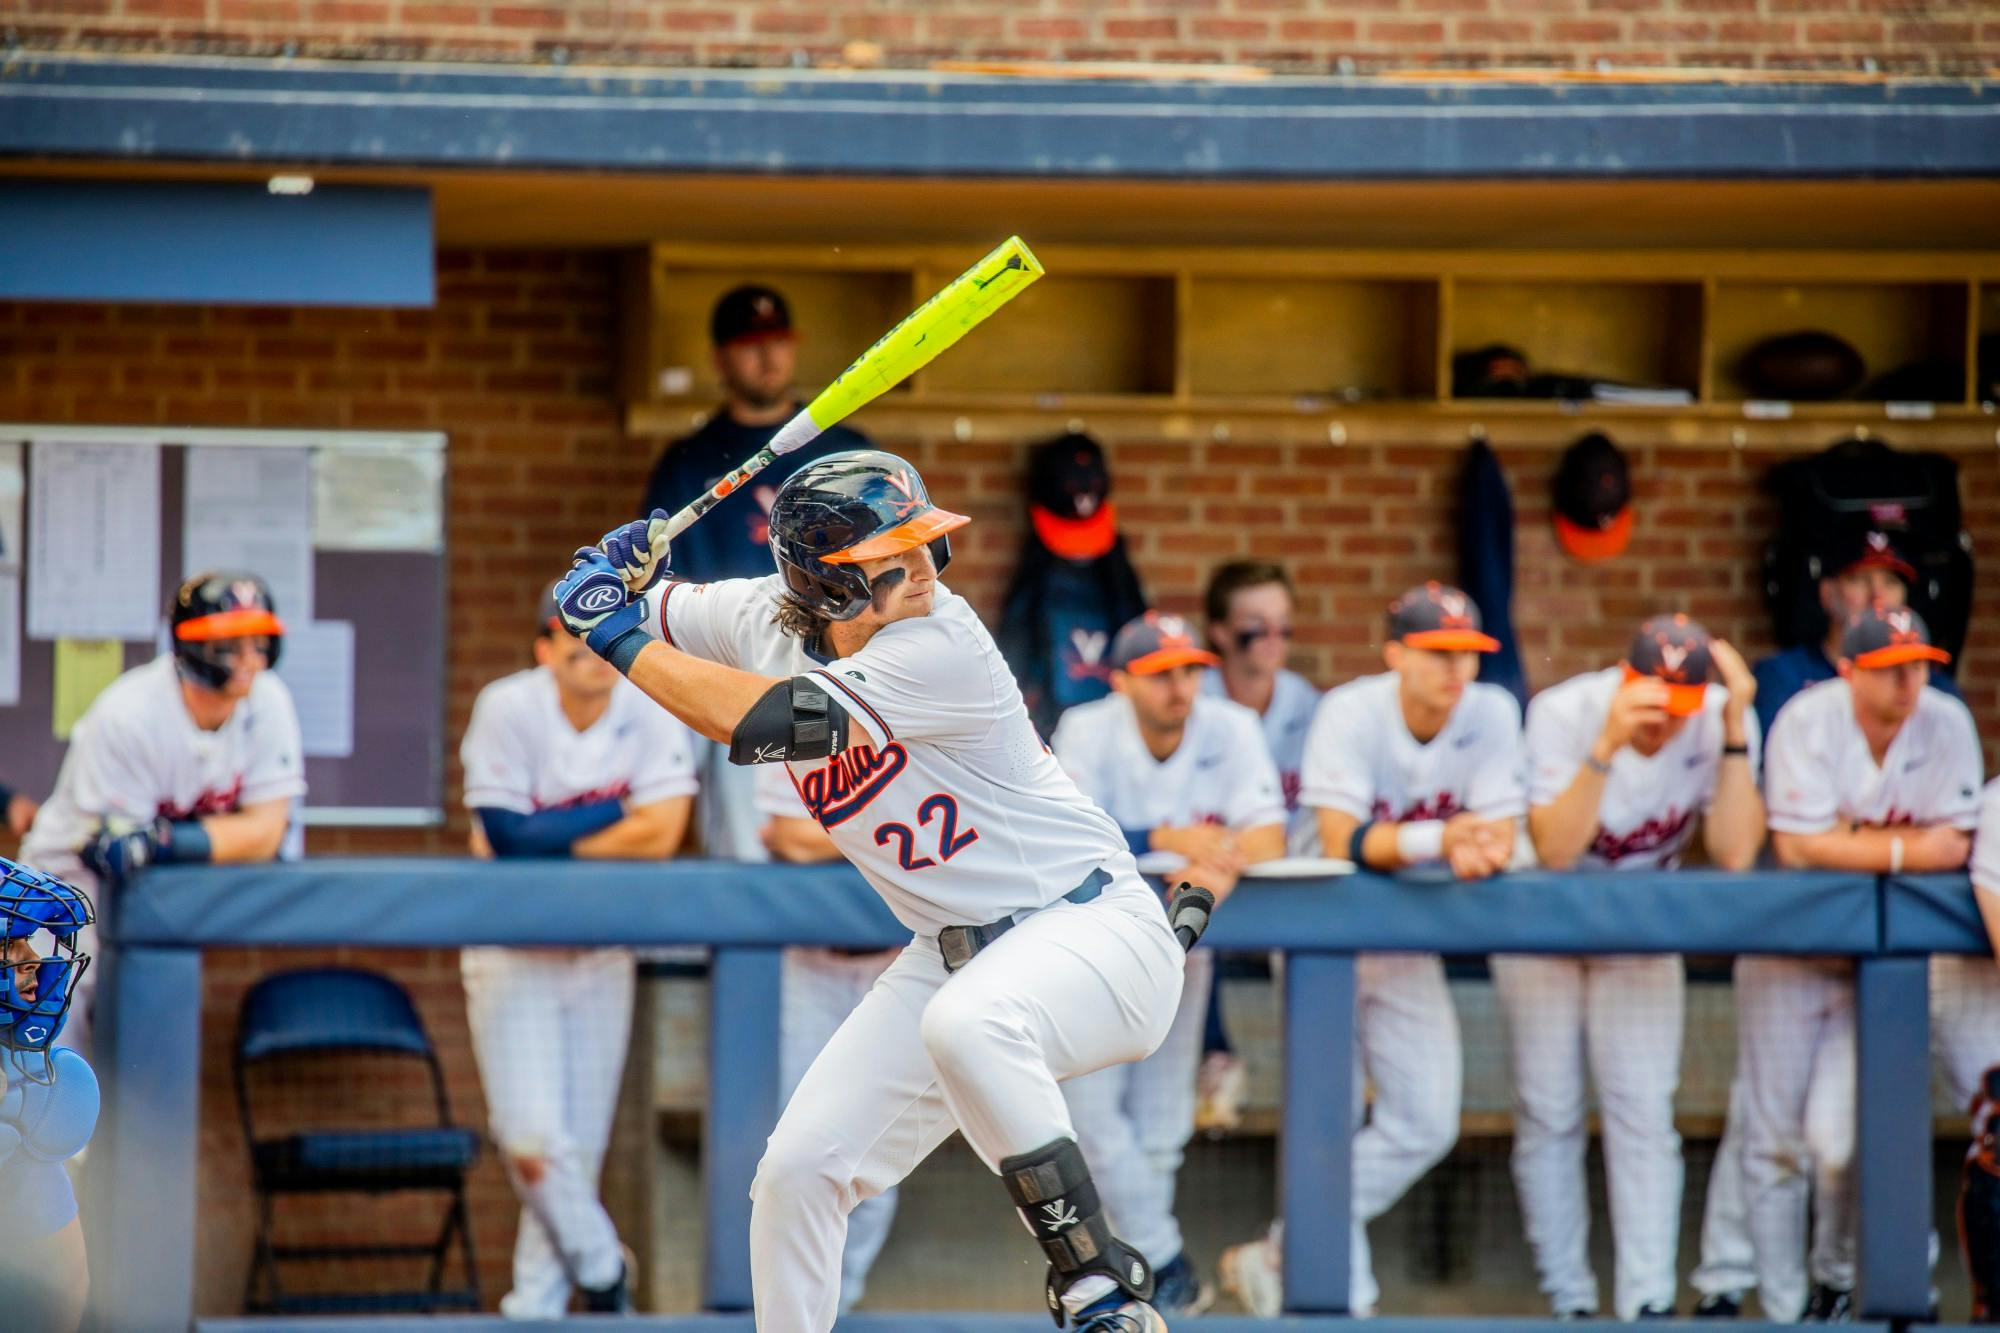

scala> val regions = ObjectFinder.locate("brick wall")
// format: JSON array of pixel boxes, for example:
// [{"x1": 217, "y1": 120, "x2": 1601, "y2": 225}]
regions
[
  {"x1": 7, "y1": 0, "x2": 1992, "y2": 75},
  {"x1": 5, "y1": 249, "x2": 1997, "y2": 1311}
]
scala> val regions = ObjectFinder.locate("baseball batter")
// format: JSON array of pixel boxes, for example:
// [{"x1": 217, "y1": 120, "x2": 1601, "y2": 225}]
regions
[
  {"x1": 1198, "y1": 560, "x2": 1321, "y2": 850},
  {"x1": 1960, "y1": 780, "x2": 2000, "y2": 1320},
  {"x1": 755, "y1": 762, "x2": 902, "y2": 1313},
  {"x1": 1221, "y1": 583, "x2": 1524, "y2": 1316},
  {"x1": 460, "y1": 591, "x2": 698, "y2": 1316},
  {"x1": 1503, "y1": 616, "x2": 1764, "y2": 1320},
  {"x1": 22, "y1": 572, "x2": 303, "y2": 1056},
  {"x1": 554, "y1": 450, "x2": 1187, "y2": 1333},
  {"x1": 1052, "y1": 612, "x2": 1286, "y2": 1314},
  {"x1": 1757, "y1": 604, "x2": 1982, "y2": 1322}
]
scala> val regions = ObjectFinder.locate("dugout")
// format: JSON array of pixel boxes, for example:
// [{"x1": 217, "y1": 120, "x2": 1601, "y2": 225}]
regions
[{"x1": 3, "y1": 47, "x2": 2000, "y2": 1328}]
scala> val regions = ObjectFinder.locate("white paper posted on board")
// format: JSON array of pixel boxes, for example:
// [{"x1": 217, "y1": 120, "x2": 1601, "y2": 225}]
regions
[
  {"x1": 184, "y1": 446, "x2": 315, "y2": 623},
  {"x1": 276, "y1": 620, "x2": 355, "y2": 759},
  {"x1": 27, "y1": 440, "x2": 162, "y2": 641}
]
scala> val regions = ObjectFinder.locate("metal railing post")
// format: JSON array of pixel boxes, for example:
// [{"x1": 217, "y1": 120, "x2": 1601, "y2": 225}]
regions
[
  {"x1": 704, "y1": 946, "x2": 785, "y2": 1311},
  {"x1": 1281, "y1": 951, "x2": 1355, "y2": 1313}
]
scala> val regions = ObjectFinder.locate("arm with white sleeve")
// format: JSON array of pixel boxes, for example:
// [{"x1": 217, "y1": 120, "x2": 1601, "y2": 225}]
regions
[
  {"x1": 1972, "y1": 780, "x2": 2000, "y2": 962},
  {"x1": 1302, "y1": 688, "x2": 1448, "y2": 874}
]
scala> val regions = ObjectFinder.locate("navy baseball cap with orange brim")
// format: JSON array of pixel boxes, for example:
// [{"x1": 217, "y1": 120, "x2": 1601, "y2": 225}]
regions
[
  {"x1": 1828, "y1": 529, "x2": 1918, "y2": 583},
  {"x1": 1841, "y1": 604, "x2": 1951, "y2": 669},
  {"x1": 1622, "y1": 613, "x2": 1714, "y2": 717},
  {"x1": 1387, "y1": 583, "x2": 1501, "y2": 653},
  {"x1": 1111, "y1": 611, "x2": 1220, "y2": 675}
]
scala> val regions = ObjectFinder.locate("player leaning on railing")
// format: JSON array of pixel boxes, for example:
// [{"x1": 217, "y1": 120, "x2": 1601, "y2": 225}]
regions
[{"x1": 553, "y1": 451, "x2": 1203, "y2": 1333}]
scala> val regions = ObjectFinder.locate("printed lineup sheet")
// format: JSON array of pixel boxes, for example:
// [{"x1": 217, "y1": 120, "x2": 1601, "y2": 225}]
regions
[
  {"x1": 184, "y1": 445, "x2": 315, "y2": 624},
  {"x1": 275, "y1": 619, "x2": 356, "y2": 759},
  {"x1": 27, "y1": 439, "x2": 161, "y2": 640}
]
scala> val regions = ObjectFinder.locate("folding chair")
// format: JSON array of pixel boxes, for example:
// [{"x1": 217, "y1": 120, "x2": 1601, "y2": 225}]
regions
[{"x1": 235, "y1": 966, "x2": 482, "y2": 1314}]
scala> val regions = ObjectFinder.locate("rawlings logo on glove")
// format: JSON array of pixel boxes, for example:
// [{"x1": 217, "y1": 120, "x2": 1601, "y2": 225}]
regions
[{"x1": 556, "y1": 548, "x2": 651, "y2": 674}]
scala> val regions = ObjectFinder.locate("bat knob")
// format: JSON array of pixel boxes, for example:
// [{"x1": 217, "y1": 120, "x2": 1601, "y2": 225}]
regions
[{"x1": 1168, "y1": 883, "x2": 1216, "y2": 953}]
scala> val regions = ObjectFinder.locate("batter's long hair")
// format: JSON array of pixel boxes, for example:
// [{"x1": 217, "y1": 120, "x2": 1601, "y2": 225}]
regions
[{"x1": 772, "y1": 592, "x2": 829, "y2": 643}]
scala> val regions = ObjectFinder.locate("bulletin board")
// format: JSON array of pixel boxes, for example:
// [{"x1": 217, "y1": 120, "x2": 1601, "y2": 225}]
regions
[{"x1": 0, "y1": 426, "x2": 448, "y2": 825}]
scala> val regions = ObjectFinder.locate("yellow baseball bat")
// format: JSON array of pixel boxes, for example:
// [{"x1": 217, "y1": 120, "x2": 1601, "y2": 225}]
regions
[{"x1": 660, "y1": 237, "x2": 1044, "y2": 544}]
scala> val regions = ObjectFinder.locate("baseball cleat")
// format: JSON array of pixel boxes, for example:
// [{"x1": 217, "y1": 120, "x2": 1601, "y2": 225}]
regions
[
  {"x1": 1070, "y1": 1292, "x2": 1167, "y2": 1333},
  {"x1": 1694, "y1": 1291, "x2": 1744, "y2": 1318},
  {"x1": 1217, "y1": 1233, "x2": 1282, "y2": 1317}
]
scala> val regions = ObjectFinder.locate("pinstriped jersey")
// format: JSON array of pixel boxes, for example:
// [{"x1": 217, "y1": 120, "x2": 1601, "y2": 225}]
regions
[{"x1": 639, "y1": 575, "x2": 1137, "y2": 935}]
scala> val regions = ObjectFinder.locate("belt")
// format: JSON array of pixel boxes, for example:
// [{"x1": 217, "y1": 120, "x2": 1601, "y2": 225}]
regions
[{"x1": 937, "y1": 868, "x2": 1110, "y2": 974}]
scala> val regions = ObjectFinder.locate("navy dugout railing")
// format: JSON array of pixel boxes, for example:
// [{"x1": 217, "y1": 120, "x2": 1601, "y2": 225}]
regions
[{"x1": 83, "y1": 861, "x2": 1992, "y2": 1333}]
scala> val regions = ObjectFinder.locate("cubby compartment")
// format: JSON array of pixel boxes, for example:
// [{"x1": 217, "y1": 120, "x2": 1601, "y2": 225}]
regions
[
  {"x1": 1184, "y1": 277, "x2": 1439, "y2": 403},
  {"x1": 916, "y1": 271, "x2": 1177, "y2": 398},
  {"x1": 1977, "y1": 280, "x2": 2000, "y2": 406},
  {"x1": 1708, "y1": 280, "x2": 1970, "y2": 405},
  {"x1": 1448, "y1": 279, "x2": 1703, "y2": 402},
  {"x1": 624, "y1": 263, "x2": 918, "y2": 404}
]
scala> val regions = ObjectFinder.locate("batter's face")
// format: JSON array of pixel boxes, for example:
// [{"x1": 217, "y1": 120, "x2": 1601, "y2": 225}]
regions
[
  {"x1": 1114, "y1": 663, "x2": 1204, "y2": 730},
  {"x1": 1842, "y1": 658, "x2": 1928, "y2": 725},
  {"x1": 852, "y1": 544, "x2": 939, "y2": 625},
  {"x1": 1630, "y1": 713, "x2": 1691, "y2": 756},
  {"x1": 1385, "y1": 642, "x2": 1480, "y2": 714},
  {"x1": 715, "y1": 335, "x2": 797, "y2": 412},
  {"x1": 536, "y1": 628, "x2": 621, "y2": 701},
  {"x1": 1822, "y1": 568, "x2": 1907, "y2": 624},
  {"x1": 1214, "y1": 583, "x2": 1295, "y2": 676}
]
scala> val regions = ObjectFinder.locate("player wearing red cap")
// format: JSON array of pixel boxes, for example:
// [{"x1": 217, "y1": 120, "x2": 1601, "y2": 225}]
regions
[{"x1": 1501, "y1": 615, "x2": 1763, "y2": 1320}]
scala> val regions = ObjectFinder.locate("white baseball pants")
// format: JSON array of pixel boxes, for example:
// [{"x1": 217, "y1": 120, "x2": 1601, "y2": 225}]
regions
[
  {"x1": 1931, "y1": 954, "x2": 2000, "y2": 1111},
  {"x1": 1063, "y1": 948, "x2": 1215, "y2": 1267},
  {"x1": 749, "y1": 873, "x2": 1184, "y2": 1333},
  {"x1": 1735, "y1": 956, "x2": 1855, "y2": 1322},
  {"x1": 462, "y1": 946, "x2": 635, "y2": 1318},
  {"x1": 1350, "y1": 953, "x2": 1462, "y2": 1315},
  {"x1": 1492, "y1": 954, "x2": 1685, "y2": 1319},
  {"x1": 1691, "y1": 1077, "x2": 1764, "y2": 1302},
  {"x1": 780, "y1": 946, "x2": 904, "y2": 1312}
]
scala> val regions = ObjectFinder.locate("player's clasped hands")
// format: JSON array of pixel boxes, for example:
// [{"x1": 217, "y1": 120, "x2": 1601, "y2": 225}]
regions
[
  {"x1": 1898, "y1": 822, "x2": 1974, "y2": 872},
  {"x1": 1443, "y1": 812, "x2": 1512, "y2": 880}
]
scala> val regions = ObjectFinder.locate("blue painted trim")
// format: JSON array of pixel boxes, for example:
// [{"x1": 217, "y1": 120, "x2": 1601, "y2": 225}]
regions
[
  {"x1": 0, "y1": 179, "x2": 433, "y2": 307},
  {"x1": 1282, "y1": 953, "x2": 1353, "y2": 1314},
  {"x1": 705, "y1": 948, "x2": 783, "y2": 1312},
  {"x1": 4, "y1": 54, "x2": 1995, "y2": 179},
  {"x1": 1855, "y1": 956, "x2": 1934, "y2": 1322},
  {"x1": 89, "y1": 946, "x2": 203, "y2": 1333},
  {"x1": 109, "y1": 862, "x2": 1901, "y2": 954}
]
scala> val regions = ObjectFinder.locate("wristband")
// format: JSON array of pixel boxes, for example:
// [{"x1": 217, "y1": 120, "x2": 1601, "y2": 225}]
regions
[
  {"x1": 584, "y1": 601, "x2": 651, "y2": 676},
  {"x1": 1722, "y1": 743, "x2": 1750, "y2": 758},
  {"x1": 1396, "y1": 820, "x2": 1446, "y2": 864},
  {"x1": 1346, "y1": 820, "x2": 1375, "y2": 866},
  {"x1": 1889, "y1": 834, "x2": 1905, "y2": 875},
  {"x1": 158, "y1": 820, "x2": 213, "y2": 865},
  {"x1": 1583, "y1": 753, "x2": 1612, "y2": 777}
]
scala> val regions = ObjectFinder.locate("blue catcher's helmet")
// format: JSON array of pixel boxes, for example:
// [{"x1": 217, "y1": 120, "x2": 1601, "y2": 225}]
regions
[
  {"x1": 768, "y1": 450, "x2": 971, "y2": 622},
  {"x1": 0, "y1": 857, "x2": 94, "y2": 1071}
]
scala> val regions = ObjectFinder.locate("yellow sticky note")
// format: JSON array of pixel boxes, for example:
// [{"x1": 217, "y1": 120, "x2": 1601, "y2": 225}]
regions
[{"x1": 52, "y1": 639, "x2": 124, "y2": 741}]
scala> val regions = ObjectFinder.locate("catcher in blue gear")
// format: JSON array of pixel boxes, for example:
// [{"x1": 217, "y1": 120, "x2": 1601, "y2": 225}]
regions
[{"x1": 0, "y1": 856, "x2": 99, "y2": 1333}]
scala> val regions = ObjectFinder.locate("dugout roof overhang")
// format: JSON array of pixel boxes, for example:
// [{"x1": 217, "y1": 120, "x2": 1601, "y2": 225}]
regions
[{"x1": 1, "y1": 53, "x2": 1997, "y2": 300}]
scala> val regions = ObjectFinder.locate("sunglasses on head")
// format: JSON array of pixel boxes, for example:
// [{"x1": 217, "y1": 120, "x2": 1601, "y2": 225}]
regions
[{"x1": 1233, "y1": 622, "x2": 1295, "y2": 650}]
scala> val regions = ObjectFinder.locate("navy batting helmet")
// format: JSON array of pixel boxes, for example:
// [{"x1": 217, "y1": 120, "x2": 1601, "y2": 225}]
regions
[
  {"x1": 172, "y1": 570, "x2": 284, "y2": 691},
  {"x1": 768, "y1": 451, "x2": 969, "y2": 622},
  {"x1": 0, "y1": 857, "x2": 93, "y2": 1076}
]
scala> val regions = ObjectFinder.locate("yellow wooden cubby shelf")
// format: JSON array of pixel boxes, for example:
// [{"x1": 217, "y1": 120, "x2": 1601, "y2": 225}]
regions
[{"x1": 621, "y1": 243, "x2": 2000, "y2": 445}]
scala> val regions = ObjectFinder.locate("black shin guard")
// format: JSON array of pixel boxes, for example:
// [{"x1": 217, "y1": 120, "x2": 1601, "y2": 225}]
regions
[{"x1": 1000, "y1": 1138, "x2": 1154, "y2": 1326}]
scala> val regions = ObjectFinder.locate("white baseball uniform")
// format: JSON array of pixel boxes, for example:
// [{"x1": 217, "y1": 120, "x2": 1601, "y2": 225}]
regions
[
  {"x1": 1051, "y1": 692, "x2": 1285, "y2": 1269},
  {"x1": 754, "y1": 764, "x2": 901, "y2": 1313},
  {"x1": 1200, "y1": 666, "x2": 1321, "y2": 849},
  {"x1": 23, "y1": 654, "x2": 305, "y2": 1055},
  {"x1": 1499, "y1": 668, "x2": 1758, "y2": 1318},
  {"x1": 638, "y1": 575, "x2": 1185, "y2": 1333},
  {"x1": 1942, "y1": 780, "x2": 2000, "y2": 1113},
  {"x1": 1301, "y1": 670, "x2": 1525, "y2": 1313},
  {"x1": 460, "y1": 666, "x2": 698, "y2": 1318},
  {"x1": 1751, "y1": 678, "x2": 1982, "y2": 1318}
]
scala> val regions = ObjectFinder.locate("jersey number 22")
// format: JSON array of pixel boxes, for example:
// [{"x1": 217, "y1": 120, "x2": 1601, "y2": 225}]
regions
[{"x1": 874, "y1": 794, "x2": 980, "y2": 872}]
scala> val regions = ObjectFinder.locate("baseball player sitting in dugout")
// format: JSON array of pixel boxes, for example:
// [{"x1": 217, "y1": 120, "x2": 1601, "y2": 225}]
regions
[
  {"x1": 1220, "y1": 582, "x2": 1526, "y2": 1317},
  {"x1": 22, "y1": 571, "x2": 304, "y2": 1058},
  {"x1": 1502, "y1": 615, "x2": 1764, "y2": 1321},
  {"x1": 1752, "y1": 602, "x2": 1983, "y2": 1322},
  {"x1": 459, "y1": 585, "x2": 699, "y2": 1317},
  {"x1": 1051, "y1": 611, "x2": 1286, "y2": 1316}
]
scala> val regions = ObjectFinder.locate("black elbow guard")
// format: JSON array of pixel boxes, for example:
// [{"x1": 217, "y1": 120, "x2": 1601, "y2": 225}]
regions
[{"x1": 730, "y1": 675, "x2": 853, "y2": 765}]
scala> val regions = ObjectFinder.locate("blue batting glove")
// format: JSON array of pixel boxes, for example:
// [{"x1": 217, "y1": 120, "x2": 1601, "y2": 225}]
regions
[
  {"x1": 555, "y1": 549, "x2": 650, "y2": 674},
  {"x1": 600, "y1": 510, "x2": 674, "y2": 595},
  {"x1": 80, "y1": 822, "x2": 160, "y2": 885}
]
